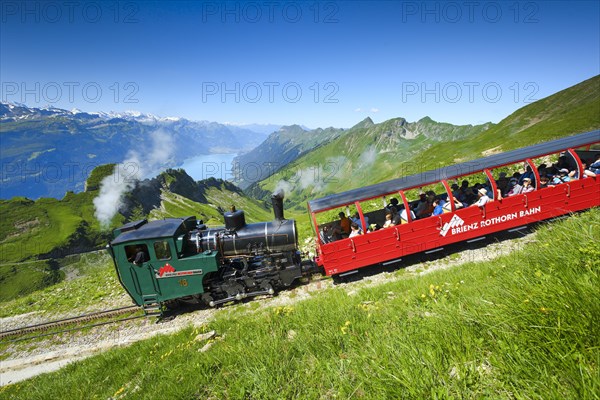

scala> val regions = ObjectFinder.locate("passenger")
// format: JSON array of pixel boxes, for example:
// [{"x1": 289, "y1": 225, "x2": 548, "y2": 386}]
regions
[
  {"x1": 417, "y1": 194, "x2": 434, "y2": 219},
  {"x1": 547, "y1": 162, "x2": 560, "y2": 177},
  {"x1": 319, "y1": 226, "x2": 332, "y2": 244},
  {"x1": 432, "y1": 198, "x2": 444, "y2": 216},
  {"x1": 349, "y1": 222, "x2": 363, "y2": 237},
  {"x1": 538, "y1": 175, "x2": 553, "y2": 189},
  {"x1": 132, "y1": 247, "x2": 146, "y2": 266},
  {"x1": 519, "y1": 165, "x2": 535, "y2": 186},
  {"x1": 590, "y1": 154, "x2": 600, "y2": 174},
  {"x1": 451, "y1": 183, "x2": 460, "y2": 197},
  {"x1": 453, "y1": 184, "x2": 468, "y2": 207},
  {"x1": 481, "y1": 183, "x2": 495, "y2": 200},
  {"x1": 351, "y1": 212, "x2": 369, "y2": 232},
  {"x1": 386, "y1": 197, "x2": 400, "y2": 210},
  {"x1": 399, "y1": 206, "x2": 416, "y2": 223},
  {"x1": 390, "y1": 207, "x2": 402, "y2": 226},
  {"x1": 521, "y1": 177, "x2": 534, "y2": 193},
  {"x1": 558, "y1": 168, "x2": 571, "y2": 182},
  {"x1": 446, "y1": 196, "x2": 464, "y2": 210},
  {"x1": 537, "y1": 163, "x2": 548, "y2": 178},
  {"x1": 463, "y1": 187, "x2": 477, "y2": 205},
  {"x1": 382, "y1": 212, "x2": 394, "y2": 228},
  {"x1": 338, "y1": 212, "x2": 351, "y2": 236},
  {"x1": 414, "y1": 192, "x2": 429, "y2": 219},
  {"x1": 330, "y1": 225, "x2": 343, "y2": 241},
  {"x1": 572, "y1": 160, "x2": 597, "y2": 179},
  {"x1": 496, "y1": 172, "x2": 509, "y2": 195},
  {"x1": 556, "y1": 154, "x2": 569, "y2": 171},
  {"x1": 471, "y1": 188, "x2": 490, "y2": 207},
  {"x1": 506, "y1": 178, "x2": 523, "y2": 197}
]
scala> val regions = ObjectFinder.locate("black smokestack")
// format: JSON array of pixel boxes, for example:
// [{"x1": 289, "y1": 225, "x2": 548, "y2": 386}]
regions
[{"x1": 271, "y1": 189, "x2": 285, "y2": 220}]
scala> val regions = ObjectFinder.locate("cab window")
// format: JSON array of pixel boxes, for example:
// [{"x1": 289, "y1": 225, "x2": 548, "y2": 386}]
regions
[
  {"x1": 125, "y1": 244, "x2": 149, "y2": 264},
  {"x1": 154, "y1": 240, "x2": 172, "y2": 260}
]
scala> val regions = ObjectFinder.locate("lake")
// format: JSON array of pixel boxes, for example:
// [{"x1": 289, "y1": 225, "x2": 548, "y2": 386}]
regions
[{"x1": 179, "y1": 153, "x2": 237, "y2": 182}]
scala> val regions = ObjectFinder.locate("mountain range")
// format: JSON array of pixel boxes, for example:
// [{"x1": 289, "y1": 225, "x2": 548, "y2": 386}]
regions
[{"x1": 0, "y1": 103, "x2": 272, "y2": 199}]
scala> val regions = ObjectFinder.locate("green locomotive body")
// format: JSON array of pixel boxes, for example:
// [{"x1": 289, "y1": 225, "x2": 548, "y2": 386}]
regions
[{"x1": 109, "y1": 194, "x2": 309, "y2": 312}]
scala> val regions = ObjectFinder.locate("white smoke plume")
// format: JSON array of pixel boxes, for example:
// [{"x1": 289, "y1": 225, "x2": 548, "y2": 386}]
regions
[
  {"x1": 94, "y1": 129, "x2": 174, "y2": 227},
  {"x1": 274, "y1": 179, "x2": 293, "y2": 197},
  {"x1": 359, "y1": 146, "x2": 377, "y2": 167}
]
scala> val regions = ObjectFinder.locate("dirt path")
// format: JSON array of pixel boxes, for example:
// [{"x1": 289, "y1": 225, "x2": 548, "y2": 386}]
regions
[{"x1": 0, "y1": 231, "x2": 534, "y2": 386}]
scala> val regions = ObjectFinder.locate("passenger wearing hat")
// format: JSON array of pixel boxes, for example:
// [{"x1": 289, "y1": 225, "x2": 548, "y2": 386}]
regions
[
  {"x1": 521, "y1": 177, "x2": 534, "y2": 193},
  {"x1": 519, "y1": 165, "x2": 536, "y2": 185},
  {"x1": 471, "y1": 187, "x2": 490, "y2": 207}
]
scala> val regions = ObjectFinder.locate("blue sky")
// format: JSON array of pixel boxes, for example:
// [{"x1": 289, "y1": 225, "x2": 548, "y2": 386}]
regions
[{"x1": 1, "y1": 0, "x2": 599, "y2": 128}]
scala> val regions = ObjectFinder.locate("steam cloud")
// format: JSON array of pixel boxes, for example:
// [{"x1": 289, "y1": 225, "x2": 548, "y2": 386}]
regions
[
  {"x1": 274, "y1": 156, "x2": 349, "y2": 194},
  {"x1": 274, "y1": 179, "x2": 293, "y2": 196},
  {"x1": 93, "y1": 130, "x2": 174, "y2": 227},
  {"x1": 359, "y1": 146, "x2": 377, "y2": 167}
]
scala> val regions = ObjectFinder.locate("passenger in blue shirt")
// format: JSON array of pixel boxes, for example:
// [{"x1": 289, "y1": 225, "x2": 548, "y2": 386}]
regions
[
  {"x1": 432, "y1": 198, "x2": 444, "y2": 216},
  {"x1": 550, "y1": 169, "x2": 571, "y2": 184},
  {"x1": 351, "y1": 212, "x2": 369, "y2": 232}
]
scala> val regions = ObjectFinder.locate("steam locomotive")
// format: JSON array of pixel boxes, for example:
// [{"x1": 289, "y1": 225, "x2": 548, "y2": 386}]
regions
[{"x1": 108, "y1": 191, "x2": 314, "y2": 312}]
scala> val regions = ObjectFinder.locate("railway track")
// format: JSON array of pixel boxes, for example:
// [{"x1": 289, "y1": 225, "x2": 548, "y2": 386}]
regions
[{"x1": 0, "y1": 305, "x2": 143, "y2": 341}]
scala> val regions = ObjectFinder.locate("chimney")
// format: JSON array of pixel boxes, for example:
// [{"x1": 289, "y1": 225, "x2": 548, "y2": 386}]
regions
[{"x1": 271, "y1": 189, "x2": 285, "y2": 220}]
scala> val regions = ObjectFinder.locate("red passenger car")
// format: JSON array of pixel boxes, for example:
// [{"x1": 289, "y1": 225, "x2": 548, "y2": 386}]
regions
[{"x1": 308, "y1": 130, "x2": 600, "y2": 278}]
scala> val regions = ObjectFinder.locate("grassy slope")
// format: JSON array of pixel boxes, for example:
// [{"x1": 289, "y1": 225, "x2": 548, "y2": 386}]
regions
[
  {"x1": 2, "y1": 208, "x2": 598, "y2": 399},
  {"x1": 255, "y1": 75, "x2": 600, "y2": 209},
  {"x1": 149, "y1": 186, "x2": 272, "y2": 225},
  {"x1": 0, "y1": 192, "x2": 109, "y2": 301},
  {"x1": 0, "y1": 252, "x2": 120, "y2": 318}
]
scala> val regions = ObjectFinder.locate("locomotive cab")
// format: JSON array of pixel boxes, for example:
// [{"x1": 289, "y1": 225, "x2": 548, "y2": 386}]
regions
[{"x1": 109, "y1": 216, "x2": 221, "y2": 311}]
